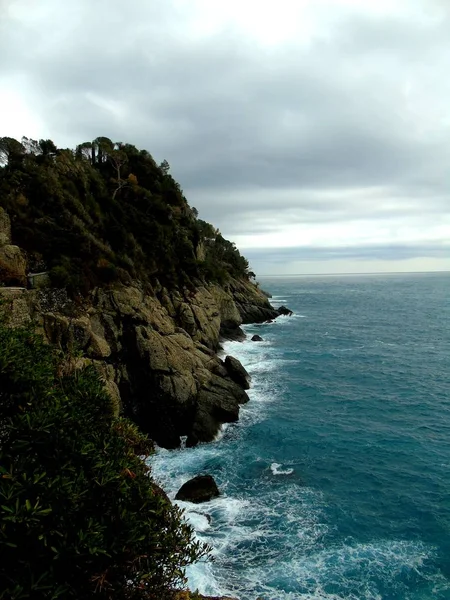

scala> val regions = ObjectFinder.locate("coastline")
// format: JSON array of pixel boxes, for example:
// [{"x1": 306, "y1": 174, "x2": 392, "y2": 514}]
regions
[{"x1": 151, "y1": 304, "x2": 290, "y2": 599}]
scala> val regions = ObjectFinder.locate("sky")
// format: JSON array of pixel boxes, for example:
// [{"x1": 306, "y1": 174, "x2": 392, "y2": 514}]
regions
[{"x1": 1, "y1": 0, "x2": 449, "y2": 275}]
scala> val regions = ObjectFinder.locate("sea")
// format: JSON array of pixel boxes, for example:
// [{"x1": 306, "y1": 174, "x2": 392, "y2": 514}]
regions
[{"x1": 151, "y1": 272, "x2": 450, "y2": 600}]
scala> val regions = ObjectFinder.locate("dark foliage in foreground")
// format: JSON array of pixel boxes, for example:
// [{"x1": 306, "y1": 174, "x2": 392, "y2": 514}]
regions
[{"x1": 0, "y1": 320, "x2": 209, "y2": 599}]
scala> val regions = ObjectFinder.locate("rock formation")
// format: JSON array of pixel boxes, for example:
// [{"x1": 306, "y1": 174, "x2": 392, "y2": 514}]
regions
[
  {"x1": 175, "y1": 475, "x2": 220, "y2": 503},
  {"x1": 0, "y1": 274, "x2": 281, "y2": 448},
  {"x1": 224, "y1": 355, "x2": 251, "y2": 389},
  {"x1": 251, "y1": 334, "x2": 263, "y2": 342}
]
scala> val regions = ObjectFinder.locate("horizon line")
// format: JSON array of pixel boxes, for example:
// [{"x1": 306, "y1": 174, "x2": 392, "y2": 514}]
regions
[{"x1": 256, "y1": 270, "x2": 450, "y2": 278}]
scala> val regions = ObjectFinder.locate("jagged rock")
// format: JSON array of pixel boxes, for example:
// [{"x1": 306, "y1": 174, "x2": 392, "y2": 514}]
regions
[
  {"x1": 88, "y1": 332, "x2": 111, "y2": 358},
  {"x1": 190, "y1": 373, "x2": 249, "y2": 445},
  {"x1": 224, "y1": 355, "x2": 250, "y2": 389},
  {"x1": 230, "y1": 279, "x2": 279, "y2": 324},
  {"x1": 0, "y1": 245, "x2": 27, "y2": 286},
  {"x1": 2, "y1": 274, "x2": 280, "y2": 449},
  {"x1": 175, "y1": 475, "x2": 219, "y2": 503},
  {"x1": 220, "y1": 325, "x2": 246, "y2": 342},
  {"x1": 251, "y1": 334, "x2": 263, "y2": 342},
  {"x1": 278, "y1": 305, "x2": 293, "y2": 316}
]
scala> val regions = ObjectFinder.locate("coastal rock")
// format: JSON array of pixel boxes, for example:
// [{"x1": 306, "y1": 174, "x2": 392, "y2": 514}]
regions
[
  {"x1": 277, "y1": 305, "x2": 293, "y2": 316},
  {"x1": 230, "y1": 279, "x2": 279, "y2": 324},
  {"x1": 175, "y1": 475, "x2": 220, "y2": 503},
  {"x1": 251, "y1": 334, "x2": 263, "y2": 342},
  {"x1": 224, "y1": 355, "x2": 251, "y2": 389},
  {"x1": 220, "y1": 325, "x2": 246, "y2": 342},
  {"x1": 191, "y1": 373, "x2": 249, "y2": 445},
  {"x1": 1, "y1": 274, "x2": 277, "y2": 449}
]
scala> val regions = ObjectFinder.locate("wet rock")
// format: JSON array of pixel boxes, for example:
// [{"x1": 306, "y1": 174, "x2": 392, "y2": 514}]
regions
[
  {"x1": 220, "y1": 325, "x2": 246, "y2": 342},
  {"x1": 277, "y1": 305, "x2": 293, "y2": 316},
  {"x1": 224, "y1": 355, "x2": 250, "y2": 389},
  {"x1": 175, "y1": 475, "x2": 220, "y2": 503},
  {"x1": 251, "y1": 334, "x2": 263, "y2": 342}
]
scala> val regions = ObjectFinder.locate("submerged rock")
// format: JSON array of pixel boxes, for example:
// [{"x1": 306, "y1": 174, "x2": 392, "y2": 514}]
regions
[
  {"x1": 251, "y1": 334, "x2": 263, "y2": 342},
  {"x1": 175, "y1": 475, "x2": 220, "y2": 503},
  {"x1": 224, "y1": 355, "x2": 251, "y2": 389}
]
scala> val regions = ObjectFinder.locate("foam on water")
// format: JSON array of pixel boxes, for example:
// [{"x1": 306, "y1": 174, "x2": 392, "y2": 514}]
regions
[{"x1": 271, "y1": 462, "x2": 295, "y2": 476}]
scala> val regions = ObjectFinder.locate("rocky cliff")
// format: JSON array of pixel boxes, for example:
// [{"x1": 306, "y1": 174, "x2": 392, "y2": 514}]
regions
[
  {"x1": 1, "y1": 272, "x2": 279, "y2": 448},
  {"x1": 0, "y1": 138, "x2": 286, "y2": 450}
]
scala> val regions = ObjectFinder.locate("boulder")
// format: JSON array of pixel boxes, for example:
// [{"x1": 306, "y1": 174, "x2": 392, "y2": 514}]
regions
[
  {"x1": 277, "y1": 305, "x2": 293, "y2": 316},
  {"x1": 0, "y1": 245, "x2": 27, "y2": 286},
  {"x1": 224, "y1": 355, "x2": 250, "y2": 389},
  {"x1": 175, "y1": 475, "x2": 220, "y2": 503},
  {"x1": 251, "y1": 334, "x2": 263, "y2": 342}
]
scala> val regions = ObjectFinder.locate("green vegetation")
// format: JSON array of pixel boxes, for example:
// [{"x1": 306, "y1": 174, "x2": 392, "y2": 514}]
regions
[
  {"x1": 0, "y1": 319, "x2": 209, "y2": 599},
  {"x1": 0, "y1": 135, "x2": 252, "y2": 292}
]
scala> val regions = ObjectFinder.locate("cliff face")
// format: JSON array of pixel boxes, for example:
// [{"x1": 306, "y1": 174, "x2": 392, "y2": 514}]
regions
[{"x1": 1, "y1": 275, "x2": 277, "y2": 448}]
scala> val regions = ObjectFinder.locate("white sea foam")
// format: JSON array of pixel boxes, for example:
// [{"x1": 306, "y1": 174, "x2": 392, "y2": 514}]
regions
[{"x1": 271, "y1": 462, "x2": 294, "y2": 476}]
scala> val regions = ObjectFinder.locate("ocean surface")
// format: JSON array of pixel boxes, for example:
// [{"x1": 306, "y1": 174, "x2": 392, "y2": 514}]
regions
[{"x1": 151, "y1": 272, "x2": 450, "y2": 600}]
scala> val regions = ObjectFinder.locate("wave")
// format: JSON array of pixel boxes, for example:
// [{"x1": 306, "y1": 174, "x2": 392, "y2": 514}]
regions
[{"x1": 271, "y1": 462, "x2": 294, "y2": 476}]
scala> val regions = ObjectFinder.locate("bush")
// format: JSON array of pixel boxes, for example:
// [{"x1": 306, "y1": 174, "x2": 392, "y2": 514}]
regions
[{"x1": 0, "y1": 322, "x2": 209, "y2": 599}]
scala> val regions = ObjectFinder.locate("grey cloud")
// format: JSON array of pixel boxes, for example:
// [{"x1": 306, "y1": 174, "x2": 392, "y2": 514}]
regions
[
  {"x1": 1, "y1": 0, "x2": 449, "y2": 269},
  {"x1": 244, "y1": 242, "x2": 450, "y2": 263}
]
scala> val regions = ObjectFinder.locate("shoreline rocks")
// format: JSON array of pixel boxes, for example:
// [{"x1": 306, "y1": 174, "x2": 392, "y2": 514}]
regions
[
  {"x1": 0, "y1": 275, "x2": 289, "y2": 449},
  {"x1": 224, "y1": 355, "x2": 251, "y2": 390},
  {"x1": 175, "y1": 475, "x2": 220, "y2": 503}
]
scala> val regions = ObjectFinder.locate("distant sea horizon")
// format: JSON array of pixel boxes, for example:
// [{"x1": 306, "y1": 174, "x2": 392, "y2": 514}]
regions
[{"x1": 257, "y1": 269, "x2": 450, "y2": 278}]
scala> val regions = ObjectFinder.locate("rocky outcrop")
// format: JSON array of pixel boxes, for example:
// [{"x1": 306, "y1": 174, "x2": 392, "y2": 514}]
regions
[
  {"x1": 277, "y1": 305, "x2": 293, "y2": 316},
  {"x1": 0, "y1": 274, "x2": 281, "y2": 448},
  {"x1": 229, "y1": 279, "x2": 279, "y2": 324},
  {"x1": 251, "y1": 334, "x2": 263, "y2": 342},
  {"x1": 175, "y1": 475, "x2": 220, "y2": 503},
  {"x1": 224, "y1": 355, "x2": 250, "y2": 390}
]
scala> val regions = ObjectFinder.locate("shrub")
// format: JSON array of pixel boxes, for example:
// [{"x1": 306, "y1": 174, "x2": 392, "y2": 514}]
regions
[{"x1": 0, "y1": 322, "x2": 209, "y2": 599}]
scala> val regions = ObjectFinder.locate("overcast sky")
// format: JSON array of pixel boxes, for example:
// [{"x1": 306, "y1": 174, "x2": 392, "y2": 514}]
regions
[{"x1": 1, "y1": 0, "x2": 449, "y2": 275}]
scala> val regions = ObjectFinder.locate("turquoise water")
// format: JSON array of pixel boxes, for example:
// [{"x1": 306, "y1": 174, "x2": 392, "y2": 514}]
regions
[{"x1": 152, "y1": 272, "x2": 450, "y2": 599}]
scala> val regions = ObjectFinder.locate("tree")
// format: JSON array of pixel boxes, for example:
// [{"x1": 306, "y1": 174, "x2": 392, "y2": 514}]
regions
[
  {"x1": 159, "y1": 159, "x2": 170, "y2": 176},
  {"x1": 93, "y1": 136, "x2": 114, "y2": 164},
  {"x1": 0, "y1": 137, "x2": 25, "y2": 167},
  {"x1": 110, "y1": 149, "x2": 129, "y2": 199},
  {"x1": 39, "y1": 139, "x2": 58, "y2": 158}
]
